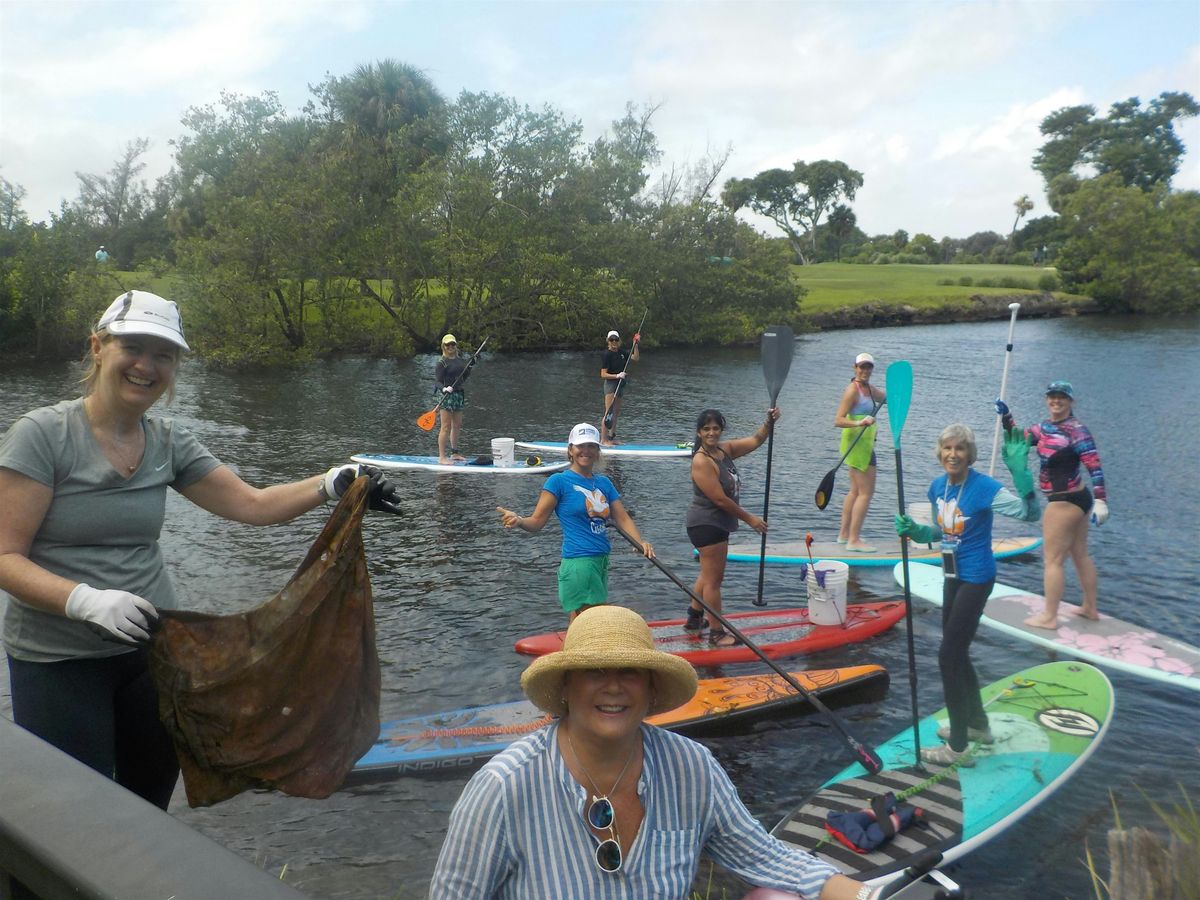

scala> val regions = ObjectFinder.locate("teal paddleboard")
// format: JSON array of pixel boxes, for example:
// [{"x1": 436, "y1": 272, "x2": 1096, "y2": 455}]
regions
[
  {"x1": 771, "y1": 661, "x2": 1113, "y2": 887},
  {"x1": 896, "y1": 562, "x2": 1200, "y2": 692},
  {"x1": 720, "y1": 535, "x2": 1042, "y2": 568}
]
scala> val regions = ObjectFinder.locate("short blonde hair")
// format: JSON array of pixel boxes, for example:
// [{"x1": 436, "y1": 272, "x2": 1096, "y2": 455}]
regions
[
  {"x1": 936, "y1": 423, "x2": 977, "y2": 465},
  {"x1": 80, "y1": 329, "x2": 180, "y2": 405}
]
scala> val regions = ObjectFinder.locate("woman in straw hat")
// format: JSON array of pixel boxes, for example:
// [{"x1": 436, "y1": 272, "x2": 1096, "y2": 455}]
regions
[
  {"x1": 0, "y1": 290, "x2": 400, "y2": 810},
  {"x1": 430, "y1": 605, "x2": 879, "y2": 899}
]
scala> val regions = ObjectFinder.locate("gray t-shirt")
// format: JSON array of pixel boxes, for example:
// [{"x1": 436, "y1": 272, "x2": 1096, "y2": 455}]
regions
[{"x1": 0, "y1": 397, "x2": 221, "y2": 662}]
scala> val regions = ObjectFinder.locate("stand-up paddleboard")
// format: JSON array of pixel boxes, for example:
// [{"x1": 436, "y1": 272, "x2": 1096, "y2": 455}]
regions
[
  {"x1": 350, "y1": 453, "x2": 569, "y2": 475},
  {"x1": 897, "y1": 563, "x2": 1200, "y2": 692},
  {"x1": 350, "y1": 665, "x2": 888, "y2": 780},
  {"x1": 516, "y1": 601, "x2": 907, "y2": 666},
  {"x1": 515, "y1": 440, "x2": 692, "y2": 458},
  {"x1": 771, "y1": 661, "x2": 1113, "y2": 888},
  {"x1": 721, "y1": 536, "x2": 1042, "y2": 568}
]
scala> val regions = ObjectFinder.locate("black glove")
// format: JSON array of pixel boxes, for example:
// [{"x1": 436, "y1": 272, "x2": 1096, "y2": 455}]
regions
[{"x1": 360, "y1": 465, "x2": 402, "y2": 515}]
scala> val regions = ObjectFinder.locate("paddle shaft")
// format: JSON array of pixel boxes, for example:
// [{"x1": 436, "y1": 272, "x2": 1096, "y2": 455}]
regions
[
  {"x1": 754, "y1": 324, "x2": 794, "y2": 605},
  {"x1": 753, "y1": 419, "x2": 776, "y2": 606},
  {"x1": 987, "y1": 303, "x2": 1021, "y2": 477},
  {"x1": 892, "y1": 445, "x2": 924, "y2": 767},
  {"x1": 611, "y1": 522, "x2": 884, "y2": 775}
]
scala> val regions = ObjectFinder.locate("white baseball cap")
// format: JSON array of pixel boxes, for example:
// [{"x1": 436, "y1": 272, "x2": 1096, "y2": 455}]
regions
[
  {"x1": 607, "y1": 330, "x2": 620, "y2": 340},
  {"x1": 568, "y1": 422, "x2": 602, "y2": 446},
  {"x1": 854, "y1": 352, "x2": 875, "y2": 366},
  {"x1": 97, "y1": 290, "x2": 190, "y2": 351}
]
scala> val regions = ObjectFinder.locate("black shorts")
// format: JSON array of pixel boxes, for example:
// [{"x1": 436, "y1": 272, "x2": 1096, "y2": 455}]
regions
[
  {"x1": 688, "y1": 524, "x2": 731, "y2": 549},
  {"x1": 1048, "y1": 488, "x2": 1093, "y2": 514}
]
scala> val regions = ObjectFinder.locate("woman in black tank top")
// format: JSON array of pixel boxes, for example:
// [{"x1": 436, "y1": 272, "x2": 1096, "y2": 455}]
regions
[{"x1": 685, "y1": 407, "x2": 780, "y2": 647}]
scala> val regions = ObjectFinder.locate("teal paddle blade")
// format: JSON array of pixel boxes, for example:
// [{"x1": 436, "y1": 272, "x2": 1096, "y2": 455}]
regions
[{"x1": 886, "y1": 360, "x2": 913, "y2": 448}]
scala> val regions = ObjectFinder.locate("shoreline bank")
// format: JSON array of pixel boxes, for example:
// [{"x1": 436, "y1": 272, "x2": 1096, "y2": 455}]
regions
[{"x1": 801, "y1": 292, "x2": 1100, "y2": 332}]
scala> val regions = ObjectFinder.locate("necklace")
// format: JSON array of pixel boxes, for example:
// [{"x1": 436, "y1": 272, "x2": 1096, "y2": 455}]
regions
[{"x1": 564, "y1": 726, "x2": 638, "y2": 825}]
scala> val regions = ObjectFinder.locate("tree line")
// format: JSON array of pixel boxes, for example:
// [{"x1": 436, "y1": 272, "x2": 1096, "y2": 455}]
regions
[{"x1": 1, "y1": 64, "x2": 1196, "y2": 363}]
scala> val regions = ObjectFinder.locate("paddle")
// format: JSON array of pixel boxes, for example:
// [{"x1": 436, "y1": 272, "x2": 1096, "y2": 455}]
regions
[
  {"x1": 753, "y1": 324, "x2": 795, "y2": 607},
  {"x1": 417, "y1": 336, "x2": 491, "y2": 431},
  {"x1": 602, "y1": 310, "x2": 648, "y2": 434},
  {"x1": 813, "y1": 396, "x2": 884, "y2": 510},
  {"x1": 886, "y1": 360, "x2": 924, "y2": 767},
  {"x1": 986, "y1": 302, "x2": 1021, "y2": 477},
  {"x1": 610, "y1": 521, "x2": 884, "y2": 776}
]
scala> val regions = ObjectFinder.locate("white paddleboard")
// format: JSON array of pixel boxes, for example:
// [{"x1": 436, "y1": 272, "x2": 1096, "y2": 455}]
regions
[
  {"x1": 896, "y1": 562, "x2": 1200, "y2": 692},
  {"x1": 351, "y1": 453, "x2": 568, "y2": 475},
  {"x1": 722, "y1": 536, "x2": 1043, "y2": 568},
  {"x1": 515, "y1": 440, "x2": 691, "y2": 458}
]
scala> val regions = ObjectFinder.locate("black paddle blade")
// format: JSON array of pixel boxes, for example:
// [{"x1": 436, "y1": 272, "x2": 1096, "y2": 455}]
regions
[
  {"x1": 760, "y1": 325, "x2": 795, "y2": 405},
  {"x1": 814, "y1": 469, "x2": 836, "y2": 510},
  {"x1": 856, "y1": 742, "x2": 884, "y2": 776}
]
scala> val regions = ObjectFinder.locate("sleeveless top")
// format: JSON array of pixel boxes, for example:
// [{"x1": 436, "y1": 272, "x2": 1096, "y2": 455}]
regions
[{"x1": 686, "y1": 450, "x2": 740, "y2": 532}]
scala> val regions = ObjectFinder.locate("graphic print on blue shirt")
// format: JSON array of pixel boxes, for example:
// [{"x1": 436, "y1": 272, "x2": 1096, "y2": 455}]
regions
[
  {"x1": 927, "y1": 469, "x2": 1002, "y2": 583},
  {"x1": 543, "y1": 470, "x2": 621, "y2": 558}
]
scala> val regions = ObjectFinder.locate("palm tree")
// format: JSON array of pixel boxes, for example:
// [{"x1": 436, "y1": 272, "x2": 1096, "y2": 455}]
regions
[
  {"x1": 1007, "y1": 194, "x2": 1034, "y2": 260},
  {"x1": 330, "y1": 59, "x2": 446, "y2": 138}
]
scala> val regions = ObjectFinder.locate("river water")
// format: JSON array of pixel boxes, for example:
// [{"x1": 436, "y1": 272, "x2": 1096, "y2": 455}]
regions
[{"x1": 2, "y1": 313, "x2": 1198, "y2": 899}]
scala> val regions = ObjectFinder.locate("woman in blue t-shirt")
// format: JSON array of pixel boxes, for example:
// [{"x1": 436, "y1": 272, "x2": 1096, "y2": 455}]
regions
[
  {"x1": 497, "y1": 422, "x2": 653, "y2": 622},
  {"x1": 893, "y1": 423, "x2": 1039, "y2": 767}
]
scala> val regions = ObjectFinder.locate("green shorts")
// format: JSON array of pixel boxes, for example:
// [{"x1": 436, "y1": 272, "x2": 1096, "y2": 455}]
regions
[
  {"x1": 557, "y1": 555, "x2": 610, "y2": 613},
  {"x1": 439, "y1": 390, "x2": 466, "y2": 412}
]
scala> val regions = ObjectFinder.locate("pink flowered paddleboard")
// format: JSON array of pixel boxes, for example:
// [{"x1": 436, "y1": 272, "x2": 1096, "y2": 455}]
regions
[{"x1": 895, "y1": 562, "x2": 1200, "y2": 693}]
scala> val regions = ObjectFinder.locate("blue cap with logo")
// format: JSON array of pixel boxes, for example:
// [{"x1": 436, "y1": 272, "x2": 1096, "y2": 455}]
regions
[{"x1": 1044, "y1": 380, "x2": 1074, "y2": 399}]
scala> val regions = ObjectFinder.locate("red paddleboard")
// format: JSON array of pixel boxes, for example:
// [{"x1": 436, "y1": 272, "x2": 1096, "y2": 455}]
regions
[{"x1": 514, "y1": 601, "x2": 906, "y2": 665}]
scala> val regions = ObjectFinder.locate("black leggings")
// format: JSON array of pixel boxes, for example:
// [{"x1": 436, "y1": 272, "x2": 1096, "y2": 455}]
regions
[
  {"x1": 939, "y1": 577, "x2": 995, "y2": 752},
  {"x1": 7, "y1": 650, "x2": 179, "y2": 810}
]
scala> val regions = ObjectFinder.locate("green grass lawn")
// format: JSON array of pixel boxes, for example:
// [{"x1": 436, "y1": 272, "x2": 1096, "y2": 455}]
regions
[{"x1": 792, "y1": 263, "x2": 1085, "y2": 313}]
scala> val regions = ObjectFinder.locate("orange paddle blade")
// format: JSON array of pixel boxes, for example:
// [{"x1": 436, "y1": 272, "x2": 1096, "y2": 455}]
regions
[{"x1": 416, "y1": 408, "x2": 437, "y2": 431}]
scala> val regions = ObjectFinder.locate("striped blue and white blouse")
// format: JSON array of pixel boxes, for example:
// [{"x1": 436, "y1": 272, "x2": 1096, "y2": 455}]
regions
[{"x1": 430, "y1": 722, "x2": 839, "y2": 899}]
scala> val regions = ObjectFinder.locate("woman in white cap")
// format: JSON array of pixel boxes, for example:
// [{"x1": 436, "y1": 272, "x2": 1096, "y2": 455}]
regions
[
  {"x1": 834, "y1": 352, "x2": 886, "y2": 552},
  {"x1": 431, "y1": 604, "x2": 878, "y2": 899},
  {"x1": 600, "y1": 329, "x2": 640, "y2": 446},
  {"x1": 434, "y1": 333, "x2": 471, "y2": 464},
  {"x1": 997, "y1": 381, "x2": 1108, "y2": 628},
  {"x1": 0, "y1": 290, "x2": 400, "y2": 810},
  {"x1": 497, "y1": 422, "x2": 652, "y2": 622}
]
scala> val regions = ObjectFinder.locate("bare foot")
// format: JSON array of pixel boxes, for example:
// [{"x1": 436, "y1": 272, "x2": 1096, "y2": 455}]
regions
[
  {"x1": 1070, "y1": 606, "x2": 1100, "y2": 621},
  {"x1": 846, "y1": 542, "x2": 877, "y2": 553},
  {"x1": 1024, "y1": 614, "x2": 1060, "y2": 631},
  {"x1": 438, "y1": 458, "x2": 453, "y2": 465},
  {"x1": 452, "y1": 454, "x2": 466, "y2": 461}
]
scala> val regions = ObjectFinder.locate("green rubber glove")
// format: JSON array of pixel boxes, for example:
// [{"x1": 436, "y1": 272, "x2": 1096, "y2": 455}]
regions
[
  {"x1": 894, "y1": 514, "x2": 938, "y2": 544},
  {"x1": 1002, "y1": 428, "x2": 1035, "y2": 497}
]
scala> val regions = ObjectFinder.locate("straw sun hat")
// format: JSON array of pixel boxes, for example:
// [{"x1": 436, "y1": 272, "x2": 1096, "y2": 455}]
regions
[{"x1": 521, "y1": 605, "x2": 698, "y2": 717}]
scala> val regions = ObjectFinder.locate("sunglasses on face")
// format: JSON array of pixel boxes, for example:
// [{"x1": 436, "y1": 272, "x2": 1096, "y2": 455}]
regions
[
  {"x1": 587, "y1": 796, "x2": 622, "y2": 873},
  {"x1": 856, "y1": 363, "x2": 874, "y2": 370},
  {"x1": 443, "y1": 342, "x2": 456, "y2": 348}
]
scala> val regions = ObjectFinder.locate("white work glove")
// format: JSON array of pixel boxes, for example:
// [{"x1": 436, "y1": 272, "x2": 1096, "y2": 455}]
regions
[
  {"x1": 616, "y1": 371, "x2": 627, "y2": 380},
  {"x1": 65, "y1": 583, "x2": 158, "y2": 644},
  {"x1": 442, "y1": 385, "x2": 454, "y2": 393},
  {"x1": 1091, "y1": 499, "x2": 1109, "y2": 526},
  {"x1": 859, "y1": 416, "x2": 875, "y2": 427},
  {"x1": 321, "y1": 464, "x2": 359, "y2": 502}
]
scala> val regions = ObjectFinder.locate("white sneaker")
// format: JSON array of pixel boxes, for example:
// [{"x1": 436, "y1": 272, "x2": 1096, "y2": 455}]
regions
[
  {"x1": 920, "y1": 743, "x2": 976, "y2": 767},
  {"x1": 936, "y1": 724, "x2": 993, "y2": 744}
]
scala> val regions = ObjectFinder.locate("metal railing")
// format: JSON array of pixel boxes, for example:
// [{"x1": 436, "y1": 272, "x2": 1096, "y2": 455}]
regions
[{"x1": 0, "y1": 716, "x2": 306, "y2": 899}]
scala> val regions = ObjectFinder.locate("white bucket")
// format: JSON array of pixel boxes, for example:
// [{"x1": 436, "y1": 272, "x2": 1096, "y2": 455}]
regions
[
  {"x1": 806, "y1": 560, "x2": 849, "y2": 626},
  {"x1": 491, "y1": 437, "x2": 516, "y2": 467}
]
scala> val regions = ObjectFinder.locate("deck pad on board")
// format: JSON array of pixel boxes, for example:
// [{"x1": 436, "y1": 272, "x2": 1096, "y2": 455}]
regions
[
  {"x1": 897, "y1": 562, "x2": 1200, "y2": 692},
  {"x1": 351, "y1": 665, "x2": 888, "y2": 778},
  {"x1": 515, "y1": 601, "x2": 906, "y2": 665},
  {"x1": 772, "y1": 661, "x2": 1113, "y2": 886},
  {"x1": 722, "y1": 536, "x2": 1042, "y2": 568}
]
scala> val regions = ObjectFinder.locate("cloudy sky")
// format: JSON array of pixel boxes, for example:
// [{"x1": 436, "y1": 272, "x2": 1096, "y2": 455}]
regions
[{"x1": 2, "y1": 0, "x2": 1197, "y2": 239}]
